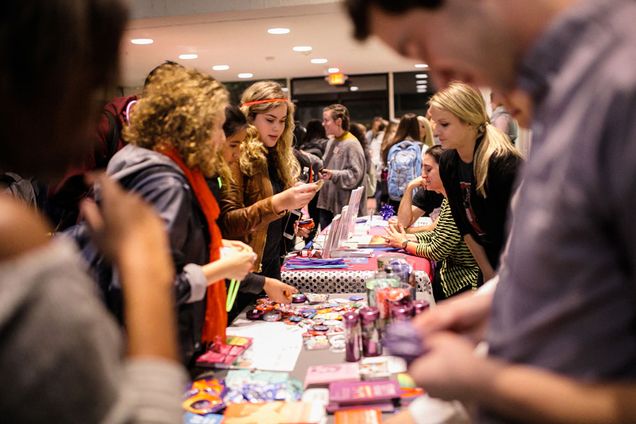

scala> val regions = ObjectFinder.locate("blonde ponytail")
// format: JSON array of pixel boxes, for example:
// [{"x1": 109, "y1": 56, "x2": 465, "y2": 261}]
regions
[{"x1": 474, "y1": 123, "x2": 521, "y2": 197}]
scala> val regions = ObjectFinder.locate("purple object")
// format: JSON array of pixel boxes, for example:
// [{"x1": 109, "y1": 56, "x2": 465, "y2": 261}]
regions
[
  {"x1": 382, "y1": 321, "x2": 427, "y2": 365},
  {"x1": 413, "y1": 300, "x2": 430, "y2": 315},
  {"x1": 343, "y1": 311, "x2": 361, "y2": 362},
  {"x1": 348, "y1": 295, "x2": 364, "y2": 302},
  {"x1": 246, "y1": 308, "x2": 263, "y2": 320},
  {"x1": 391, "y1": 301, "x2": 414, "y2": 321},
  {"x1": 292, "y1": 293, "x2": 308, "y2": 303},
  {"x1": 262, "y1": 310, "x2": 282, "y2": 322},
  {"x1": 359, "y1": 307, "x2": 382, "y2": 357}
]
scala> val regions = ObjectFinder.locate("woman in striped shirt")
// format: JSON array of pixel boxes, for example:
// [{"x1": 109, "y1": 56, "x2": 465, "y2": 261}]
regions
[{"x1": 384, "y1": 146, "x2": 479, "y2": 301}]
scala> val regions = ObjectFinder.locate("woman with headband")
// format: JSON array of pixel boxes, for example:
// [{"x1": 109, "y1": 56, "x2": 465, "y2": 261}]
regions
[
  {"x1": 429, "y1": 82, "x2": 522, "y2": 283},
  {"x1": 220, "y1": 81, "x2": 318, "y2": 307}
]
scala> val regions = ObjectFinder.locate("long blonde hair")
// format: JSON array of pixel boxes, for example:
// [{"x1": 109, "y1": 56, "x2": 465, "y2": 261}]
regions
[
  {"x1": 239, "y1": 81, "x2": 299, "y2": 188},
  {"x1": 417, "y1": 115, "x2": 434, "y2": 148},
  {"x1": 429, "y1": 81, "x2": 520, "y2": 197},
  {"x1": 124, "y1": 65, "x2": 228, "y2": 177}
]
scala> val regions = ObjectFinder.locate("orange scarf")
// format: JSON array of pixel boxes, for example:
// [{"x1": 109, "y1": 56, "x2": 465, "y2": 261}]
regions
[{"x1": 159, "y1": 147, "x2": 226, "y2": 344}]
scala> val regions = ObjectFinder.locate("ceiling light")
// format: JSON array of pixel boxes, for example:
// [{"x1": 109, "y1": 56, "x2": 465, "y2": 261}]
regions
[
  {"x1": 416, "y1": 80, "x2": 428, "y2": 85},
  {"x1": 179, "y1": 53, "x2": 198, "y2": 60},
  {"x1": 282, "y1": 87, "x2": 289, "y2": 92},
  {"x1": 268, "y1": 28, "x2": 290, "y2": 35},
  {"x1": 293, "y1": 46, "x2": 313, "y2": 52},
  {"x1": 131, "y1": 38, "x2": 154, "y2": 45},
  {"x1": 311, "y1": 58, "x2": 328, "y2": 64},
  {"x1": 414, "y1": 63, "x2": 429, "y2": 68},
  {"x1": 415, "y1": 74, "x2": 428, "y2": 79},
  {"x1": 238, "y1": 73, "x2": 253, "y2": 79},
  {"x1": 327, "y1": 67, "x2": 340, "y2": 73},
  {"x1": 350, "y1": 86, "x2": 359, "y2": 92},
  {"x1": 212, "y1": 65, "x2": 230, "y2": 71}
]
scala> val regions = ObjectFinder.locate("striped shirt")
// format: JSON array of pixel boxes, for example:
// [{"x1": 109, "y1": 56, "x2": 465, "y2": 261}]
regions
[{"x1": 414, "y1": 198, "x2": 479, "y2": 298}]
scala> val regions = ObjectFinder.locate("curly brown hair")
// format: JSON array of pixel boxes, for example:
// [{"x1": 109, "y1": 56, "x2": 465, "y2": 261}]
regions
[{"x1": 124, "y1": 65, "x2": 228, "y2": 177}]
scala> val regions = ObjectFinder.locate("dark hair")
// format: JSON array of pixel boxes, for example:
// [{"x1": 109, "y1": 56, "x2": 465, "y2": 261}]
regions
[
  {"x1": 293, "y1": 120, "x2": 307, "y2": 148},
  {"x1": 324, "y1": 104, "x2": 350, "y2": 131},
  {"x1": 350, "y1": 122, "x2": 373, "y2": 169},
  {"x1": 223, "y1": 104, "x2": 248, "y2": 138},
  {"x1": 345, "y1": 0, "x2": 444, "y2": 41},
  {"x1": 144, "y1": 60, "x2": 182, "y2": 89},
  {"x1": 382, "y1": 113, "x2": 421, "y2": 164},
  {"x1": 304, "y1": 119, "x2": 327, "y2": 143},
  {"x1": 0, "y1": 0, "x2": 128, "y2": 179},
  {"x1": 424, "y1": 145, "x2": 444, "y2": 163}
]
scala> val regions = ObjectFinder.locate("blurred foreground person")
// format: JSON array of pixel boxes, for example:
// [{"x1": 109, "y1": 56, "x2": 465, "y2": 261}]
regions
[{"x1": 0, "y1": 0, "x2": 186, "y2": 422}]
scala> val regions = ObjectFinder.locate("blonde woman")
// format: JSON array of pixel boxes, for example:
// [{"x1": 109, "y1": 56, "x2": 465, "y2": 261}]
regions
[
  {"x1": 417, "y1": 115, "x2": 435, "y2": 149},
  {"x1": 75, "y1": 65, "x2": 257, "y2": 365},
  {"x1": 429, "y1": 81, "x2": 522, "y2": 282},
  {"x1": 220, "y1": 81, "x2": 317, "y2": 284}
]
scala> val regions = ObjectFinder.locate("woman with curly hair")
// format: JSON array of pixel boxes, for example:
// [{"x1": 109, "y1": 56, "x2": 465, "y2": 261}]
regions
[
  {"x1": 220, "y1": 81, "x2": 318, "y2": 291},
  {"x1": 75, "y1": 65, "x2": 257, "y2": 366}
]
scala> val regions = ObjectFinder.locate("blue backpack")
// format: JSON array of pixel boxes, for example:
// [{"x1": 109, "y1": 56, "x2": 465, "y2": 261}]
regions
[{"x1": 387, "y1": 140, "x2": 422, "y2": 201}]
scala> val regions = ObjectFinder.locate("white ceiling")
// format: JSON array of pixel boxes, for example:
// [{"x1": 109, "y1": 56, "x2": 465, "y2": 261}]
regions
[{"x1": 120, "y1": 1, "x2": 424, "y2": 88}]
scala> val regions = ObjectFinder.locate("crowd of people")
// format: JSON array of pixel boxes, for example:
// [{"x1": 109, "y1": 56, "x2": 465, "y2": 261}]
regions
[{"x1": 0, "y1": 0, "x2": 634, "y2": 422}]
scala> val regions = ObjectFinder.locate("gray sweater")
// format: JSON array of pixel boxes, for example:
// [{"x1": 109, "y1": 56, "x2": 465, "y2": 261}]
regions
[
  {"x1": 0, "y1": 238, "x2": 186, "y2": 423},
  {"x1": 317, "y1": 131, "x2": 367, "y2": 216}
]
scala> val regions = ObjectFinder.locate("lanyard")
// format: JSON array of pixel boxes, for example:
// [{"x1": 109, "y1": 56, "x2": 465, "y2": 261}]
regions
[{"x1": 226, "y1": 279, "x2": 240, "y2": 312}]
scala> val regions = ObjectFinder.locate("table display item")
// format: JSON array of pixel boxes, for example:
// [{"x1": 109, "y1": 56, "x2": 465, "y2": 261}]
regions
[
  {"x1": 263, "y1": 310, "x2": 283, "y2": 322},
  {"x1": 364, "y1": 276, "x2": 400, "y2": 309},
  {"x1": 412, "y1": 300, "x2": 430, "y2": 315},
  {"x1": 334, "y1": 408, "x2": 382, "y2": 424},
  {"x1": 304, "y1": 363, "x2": 361, "y2": 389},
  {"x1": 182, "y1": 378, "x2": 226, "y2": 415},
  {"x1": 390, "y1": 301, "x2": 414, "y2": 321},
  {"x1": 359, "y1": 357, "x2": 390, "y2": 381},
  {"x1": 246, "y1": 308, "x2": 264, "y2": 320},
  {"x1": 292, "y1": 293, "x2": 308, "y2": 303},
  {"x1": 195, "y1": 336, "x2": 253, "y2": 368},
  {"x1": 328, "y1": 380, "x2": 401, "y2": 407},
  {"x1": 223, "y1": 401, "x2": 325, "y2": 424},
  {"x1": 343, "y1": 311, "x2": 362, "y2": 362},
  {"x1": 359, "y1": 306, "x2": 382, "y2": 357},
  {"x1": 382, "y1": 321, "x2": 427, "y2": 365}
]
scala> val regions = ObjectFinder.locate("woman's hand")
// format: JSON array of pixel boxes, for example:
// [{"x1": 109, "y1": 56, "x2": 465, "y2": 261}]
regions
[
  {"x1": 263, "y1": 277, "x2": 298, "y2": 303},
  {"x1": 320, "y1": 169, "x2": 333, "y2": 180},
  {"x1": 222, "y1": 239, "x2": 253, "y2": 254},
  {"x1": 215, "y1": 249, "x2": 257, "y2": 282},
  {"x1": 272, "y1": 183, "x2": 318, "y2": 212},
  {"x1": 384, "y1": 223, "x2": 409, "y2": 248},
  {"x1": 408, "y1": 175, "x2": 427, "y2": 190}
]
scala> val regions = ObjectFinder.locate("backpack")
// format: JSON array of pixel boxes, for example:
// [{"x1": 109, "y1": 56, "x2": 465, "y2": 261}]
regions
[{"x1": 387, "y1": 140, "x2": 422, "y2": 201}]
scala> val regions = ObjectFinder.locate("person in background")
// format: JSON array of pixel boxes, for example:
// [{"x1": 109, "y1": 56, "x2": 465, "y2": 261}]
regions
[
  {"x1": 382, "y1": 113, "x2": 423, "y2": 211},
  {"x1": 0, "y1": 0, "x2": 186, "y2": 421},
  {"x1": 384, "y1": 146, "x2": 479, "y2": 301},
  {"x1": 299, "y1": 119, "x2": 328, "y2": 159},
  {"x1": 490, "y1": 91, "x2": 519, "y2": 145},
  {"x1": 367, "y1": 118, "x2": 387, "y2": 207},
  {"x1": 220, "y1": 81, "x2": 317, "y2": 288},
  {"x1": 417, "y1": 115, "x2": 435, "y2": 150},
  {"x1": 365, "y1": 116, "x2": 385, "y2": 145},
  {"x1": 429, "y1": 82, "x2": 522, "y2": 283},
  {"x1": 350, "y1": 121, "x2": 377, "y2": 213},
  {"x1": 317, "y1": 104, "x2": 367, "y2": 228},
  {"x1": 209, "y1": 105, "x2": 297, "y2": 322},
  {"x1": 347, "y1": 0, "x2": 636, "y2": 423},
  {"x1": 377, "y1": 119, "x2": 399, "y2": 206}
]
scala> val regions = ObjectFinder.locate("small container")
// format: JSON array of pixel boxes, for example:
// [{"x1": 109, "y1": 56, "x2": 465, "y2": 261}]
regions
[
  {"x1": 262, "y1": 310, "x2": 282, "y2": 322},
  {"x1": 413, "y1": 300, "x2": 430, "y2": 315},
  {"x1": 343, "y1": 311, "x2": 362, "y2": 362},
  {"x1": 359, "y1": 307, "x2": 382, "y2": 357},
  {"x1": 246, "y1": 308, "x2": 263, "y2": 320},
  {"x1": 292, "y1": 293, "x2": 308, "y2": 303},
  {"x1": 391, "y1": 301, "x2": 414, "y2": 321}
]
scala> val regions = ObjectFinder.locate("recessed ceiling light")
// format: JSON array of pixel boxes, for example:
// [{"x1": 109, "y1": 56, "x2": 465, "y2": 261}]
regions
[
  {"x1": 131, "y1": 38, "x2": 154, "y2": 45},
  {"x1": 414, "y1": 63, "x2": 429, "y2": 68},
  {"x1": 179, "y1": 53, "x2": 198, "y2": 60},
  {"x1": 327, "y1": 67, "x2": 340, "y2": 73},
  {"x1": 293, "y1": 46, "x2": 313, "y2": 52},
  {"x1": 350, "y1": 86, "x2": 359, "y2": 92},
  {"x1": 268, "y1": 27, "x2": 290, "y2": 35},
  {"x1": 416, "y1": 80, "x2": 428, "y2": 85},
  {"x1": 415, "y1": 74, "x2": 428, "y2": 79},
  {"x1": 311, "y1": 58, "x2": 328, "y2": 64},
  {"x1": 212, "y1": 65, "x2": 230, "y2": 71},
  {"x1": 238, "y1": 73, "x2": 253, "y2": 79}
]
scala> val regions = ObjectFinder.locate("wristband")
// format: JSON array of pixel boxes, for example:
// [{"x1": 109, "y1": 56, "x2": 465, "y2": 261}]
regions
[{"x1": 401, "y1": 240, "x2": 409, "y2": 250}]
